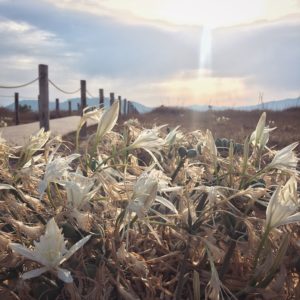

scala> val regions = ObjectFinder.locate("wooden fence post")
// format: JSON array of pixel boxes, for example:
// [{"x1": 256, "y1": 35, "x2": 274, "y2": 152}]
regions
[
  {"x1": 38, "y1": 64, "x2": 49, "y2": 131},
  {"x1": 80, "y1": 80, "x2": 87, "y2": 137},
  {"x1": 68, "y1": 101, "x2": 72, "y2": 116},
  {"x1": 55, "y1": 98, "x2": 60, "y2": 117},
  {"x1": 38, "y1": 95, "x2": 41, "y2": 123},
  {"x1": 123, "y1": 98, "x2": 127, "y2": 116},
  {"x1": 110, "y1": 92, "x2": 114, "y2": 107},
  {"x1": 118, "y1": 95, "x2": 122, "y2": 117},
  {"x1": 14, "y1": 92, "x2": 19, "y2": 125},
  {"x1": 128, "y1": 101, "x2": 137, "y2": 115},
  {"x1": 127, "y1": 101, "x2": 131, "y2": 115},
  {"x1": 99, "y1": 88, "x2": 104, "y2": 108}
]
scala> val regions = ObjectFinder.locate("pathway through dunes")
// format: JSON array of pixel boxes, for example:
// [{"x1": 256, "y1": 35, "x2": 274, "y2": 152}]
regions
[{"x1": 1, "y1": 116, "x2": 97, "y2": 146}]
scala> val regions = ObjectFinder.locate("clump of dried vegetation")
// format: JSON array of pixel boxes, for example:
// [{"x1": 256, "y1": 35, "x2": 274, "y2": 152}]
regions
[
  {"x1": 0, "y1": 102, "x2": 299, "y2": 300},
  {"x1": 137, "y1": 106, "x2": 300, "y2": 151}
]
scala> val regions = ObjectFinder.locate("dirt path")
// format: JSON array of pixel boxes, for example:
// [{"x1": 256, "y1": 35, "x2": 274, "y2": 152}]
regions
[{"x1": 1, "y1": 116, "x2": 96, "y2": 146}]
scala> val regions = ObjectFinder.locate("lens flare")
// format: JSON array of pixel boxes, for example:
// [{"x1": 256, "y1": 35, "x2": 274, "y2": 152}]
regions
[{"x1": 199, "y1": 25, "x2": 212, "y2": 74}]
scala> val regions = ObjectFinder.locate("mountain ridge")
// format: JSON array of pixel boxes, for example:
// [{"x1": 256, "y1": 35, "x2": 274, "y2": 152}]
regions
[{"x1": 4, "y1": 97, "x2": 300, "y2": 113}]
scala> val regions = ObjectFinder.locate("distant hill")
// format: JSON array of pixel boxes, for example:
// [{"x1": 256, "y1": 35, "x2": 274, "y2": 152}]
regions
[
  {"x1": 5, "y1": 98, "x2": 153, "y2": 114},
  {"x1": 4, "y1": 96, "x2": 300, "y2": 113},
  {"x1": 189, "y1": 97, "x2": 300, "y2": 111},
  {"x1": 243, "y1": 98, "x2": 300, "y2": 111}
]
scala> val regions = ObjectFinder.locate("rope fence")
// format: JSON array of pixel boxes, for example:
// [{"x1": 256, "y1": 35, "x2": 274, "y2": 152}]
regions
[
  {"x1": 48, "y1": 79, "x2": 81, "y2": 95},
  {"x1": 0, "y1": 64, "x2": 138, "y2": 129},
  {"x1": 0, "y1": 95, "x2": 37, "y2": 99},
  {"x1": 0, "y1": 95, "x2": 14, "y2": 98},
  {"x1": 86, "y1": 90, "x2": 96, "y2": 99},
  {"x1": 0, "y1": 77, "x2": 38, "y2": 89}
]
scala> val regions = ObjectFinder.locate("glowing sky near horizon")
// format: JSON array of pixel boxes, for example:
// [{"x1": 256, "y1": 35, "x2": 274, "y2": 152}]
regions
[
  {"x1": 0, "y1": 0, "x2": 299, "y2": 107},
  {"x1": 47, "y1": 0, "x2": 300, "y2": 27}
]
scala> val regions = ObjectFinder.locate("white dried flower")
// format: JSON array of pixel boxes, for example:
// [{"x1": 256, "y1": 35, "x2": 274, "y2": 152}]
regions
[
  {"x1": 250, "y1": 112, "x2": 275, "y2": 149},
  {"x1": 64, "y1": 173, "x2": 96, "y2": 210},
  {"x1": 95, "y1": 100, "x2": 119, "y2": 142},
  {"x1": 203, "y1": 130, "x2": 218, "y2": 170},
  {"x1": 126, "y1": 170, "x2": 177, "y2": 219},
  {"x1": 24, "y1": 128, "x2": 50, "y2": 152},
  {"x1": 165, "y1": 126, "x2": 183, "y2": 146},
  {"x1": 76, "y1": 106, "x2": 103, "y2": 149},
  {"x1": 205, "y1": 130, "x2": 217, "y2": 157},
  {"x1": 268, "y1": 142, "x2": 299, "y2": 174},
  {"x1": 193, "y1": 185, "x2": 225, "y2": 208},
  {"x1": 63, "y1": 173, "x2": 97, "y2": 231},
  {"x1": 38, "y1": 154, "x2": 80, "y2": 197},
  {"x1": 266, "y1": 176, "x2": 300, "y2": 229},
  {"x1": 78, "y1": 106, "x2": 103, "y2": 134},
  {"x1": 10, "y1": 218, "x2": 91, "y2": 283},
  {"x1": 19, "y1": 128, "x2": 51, "y2": 167},
  {"x1": 82, "y1": 106, "x2": 103, "y2": 123},
  {"x1": 126, "y1": 170, "x2": 158, "y2": 218},
  {"x1": 127, "y1": 129, "x2": 165, "y2": 154},
  {"x1": 149, "y1": 169, "x2": 171, "y2": 192},
  {"x1": 152, "y1": 169, "x2": 181, "y2": 193}
]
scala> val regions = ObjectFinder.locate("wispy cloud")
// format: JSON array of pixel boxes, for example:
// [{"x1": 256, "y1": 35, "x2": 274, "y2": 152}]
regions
[
  {"x1": 0, "y1": 0, "x2": 299, "y2": 107},
  {"x1": 211, "y1": 16, "x2": 300, "y2": 93}
]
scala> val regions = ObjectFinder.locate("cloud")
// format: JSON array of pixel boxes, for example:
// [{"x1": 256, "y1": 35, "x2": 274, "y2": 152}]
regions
[
  {"x1": 0, "y1": 17, "x2": 66, "y2": 59},
  {"x1": 0, "y1": 0, "x2": 299, "y2": 107},
  {"x1": 211, "y1": 17, "x2": 300, "y2": 93},
  {"x1": 0, "y1": 0, "x2": 203, "y2": 105},
  {"x1": 0, "y1": 0, "x2": 200, "y2": 80}
]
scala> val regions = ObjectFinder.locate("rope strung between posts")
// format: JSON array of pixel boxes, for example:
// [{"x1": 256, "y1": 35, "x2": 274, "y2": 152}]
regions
[
  {"x1": 18, "y1": 96, "x2": 37, "y2": 99},
  {"x1": 0, "y1": 95, "x2": 37, "y2": 99},
  {"x1": 0, "y1": 77, "x2": 39, "y2": 89},
  {"x1": 48, "y1": 79, "x2": 81, "y2": 95},
  {"x1": 86, "y1": 90, "x2": 96, "y2": 99},
  {"x1": 0, "y1": 95, "x2": 14, "y2": 98}
]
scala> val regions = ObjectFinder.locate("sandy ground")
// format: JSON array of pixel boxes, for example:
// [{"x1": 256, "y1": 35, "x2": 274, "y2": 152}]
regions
[{"x1": 1, "y1": 116, "x2": 96, "y2": 146}]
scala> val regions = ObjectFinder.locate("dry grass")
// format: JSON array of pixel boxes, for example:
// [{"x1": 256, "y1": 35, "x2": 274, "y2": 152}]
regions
[
  {"x1": 0, "y1": 105, "x2": 299, "y2": 299},
  {"x1": 136, "y1": 106, "x2": 300, "y2": 150}
]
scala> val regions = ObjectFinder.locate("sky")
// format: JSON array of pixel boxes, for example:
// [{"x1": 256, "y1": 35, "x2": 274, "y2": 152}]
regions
[{"x1": 0, "y1": 0, "x2": 299, "y2": 107}]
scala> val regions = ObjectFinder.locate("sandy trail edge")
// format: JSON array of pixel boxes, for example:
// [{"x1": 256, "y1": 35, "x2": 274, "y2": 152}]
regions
[{"x1": 1, "y1": 116, "x2": 97, "y2": 146}]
